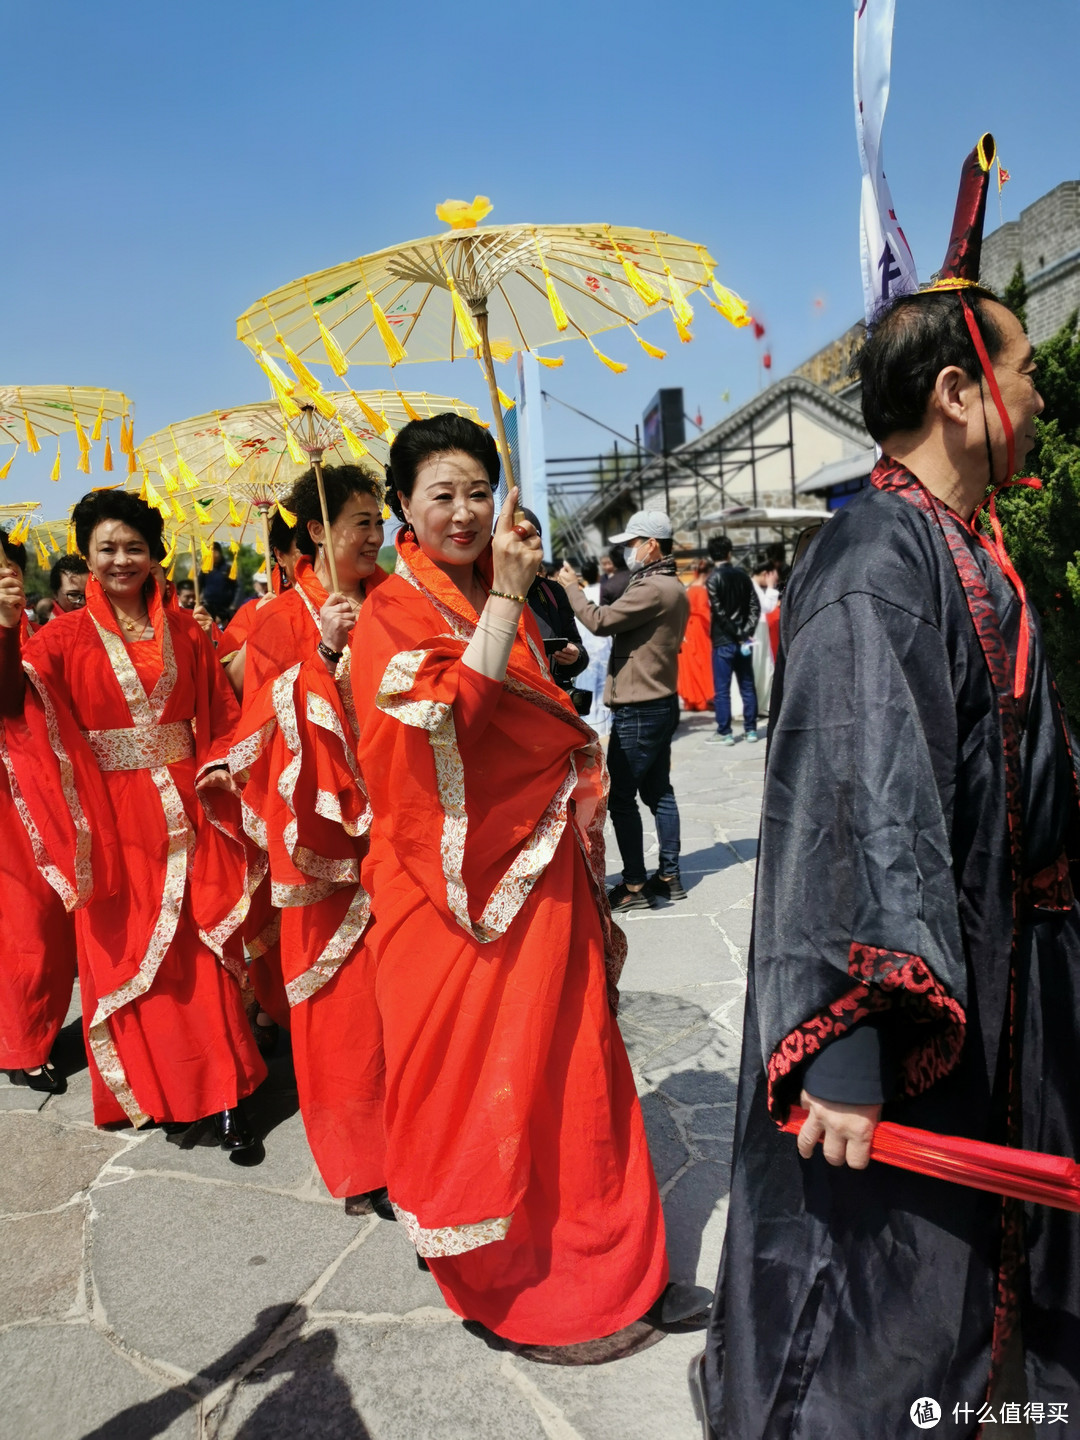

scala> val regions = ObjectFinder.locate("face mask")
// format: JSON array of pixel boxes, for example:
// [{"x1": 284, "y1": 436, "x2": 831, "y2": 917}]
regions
[{"x1": 624, "y1": 544, "x2": 645, "y2": 572}]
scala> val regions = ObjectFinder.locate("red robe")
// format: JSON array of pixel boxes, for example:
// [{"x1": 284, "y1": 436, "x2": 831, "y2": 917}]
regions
[
  {"x1": 218, "y1": 597, "x2": 260, "y2": 664},
  {"x1": 0, "y1": 615, "x2": 78, "y2": 1069},
  {"x1": 678, "y1": 580, "x2": 714, "y2": 711},
  {"x1": 348, "y1": 533, "x2": 668, "y2": 1345},
  {"x1": 231, "y1": 556, "x2": 388, "y2": 1195},
  {"x1": 1, "y1": 579, "x2": 265, "y2": 1125}
]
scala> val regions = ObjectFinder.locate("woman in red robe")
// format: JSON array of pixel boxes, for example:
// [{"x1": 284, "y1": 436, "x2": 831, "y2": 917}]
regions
[
  {"x1": 341, "y1": 414, "x2": 671, "y2": 1360},
  {"x1": 0, "y1": 492, "x2": 265, "y2": 1149},
  {"x1": 678, "y1": 559, "x2": 714, "y2": 712},
  {"x1": 231, "y1": 465, "x2": 389, "y2": 1205},
  {"x1": 0, "y1": 529, "x2": 77, "y2": 1092}
]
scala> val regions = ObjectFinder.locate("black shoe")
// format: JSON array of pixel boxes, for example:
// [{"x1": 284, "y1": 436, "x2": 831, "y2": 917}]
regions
[
  {"x1": 645, "y1": 1281, "x2": 714, "y2": 1330},
  {"x1": 645, "y1": 871, "x2": 688, "y2": 903},
  {"x1": 15, "y1": 1063, "x2": 66, "y2": 1094},
  {"x1": 344, "y1": 1186, "x2": 397, "y2": 1221},
  {"x1": 252, "y1": 1018, "x2": 279, "y2": 1058},
  {"x1": 214, "y1": 1106, "x2": 255, "y2": 1151},
  {"x1": 607, "y1": 882, "x2": 656, "y2": 913}
]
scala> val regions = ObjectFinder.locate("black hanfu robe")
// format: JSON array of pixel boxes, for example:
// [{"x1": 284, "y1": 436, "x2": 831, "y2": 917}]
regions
[{"x1": 704, "y1": 458, "x2": 1080, "y2": 1438}]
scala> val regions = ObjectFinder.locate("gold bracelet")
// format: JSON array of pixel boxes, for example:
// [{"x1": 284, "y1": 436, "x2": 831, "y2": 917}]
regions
[{"x1": 489, "y1": 589, "x2": 526, "y2": 605}]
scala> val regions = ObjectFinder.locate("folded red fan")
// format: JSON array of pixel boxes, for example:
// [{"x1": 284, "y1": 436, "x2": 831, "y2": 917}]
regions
[{"x1": 782, "y1": 1107, "x2": 1080, "y2": 1213}]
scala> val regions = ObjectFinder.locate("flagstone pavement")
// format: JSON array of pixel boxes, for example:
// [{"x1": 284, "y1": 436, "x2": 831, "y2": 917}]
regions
[{"x1": 0, "y1": 710, "x2": 763, "y2": 1440}]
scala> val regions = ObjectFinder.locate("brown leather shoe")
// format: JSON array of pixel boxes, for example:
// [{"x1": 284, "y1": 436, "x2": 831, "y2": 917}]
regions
[{"x1": 509, "y1": 1318, "x2": 665, "y2": 1366}]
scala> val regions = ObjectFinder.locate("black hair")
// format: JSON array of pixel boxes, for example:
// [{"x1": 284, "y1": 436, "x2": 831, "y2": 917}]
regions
[
  {"x1": 750, "y1": 552, "x2": 775, "y2": 577},
  {"x1": 289, "y1": 464, "x2": 384, "y2": 560},
  {"x1": 175, "y1": 578, "x2": 195, "y2": 592},
  {"x1": 49, "y1": 554, "x2": 89, "y2": 593},
  {"x1": 268, "y1": 507, "x2": 296, "y2": 557},
  {"x1": 657, "y1": 537, "x2": 674, "y2": 558},
  {"x1": 580, "y1": 558, "x2": 599, "y2": 585},
  {"x1": 0, "y1": 527, "x2": 26, "y2": 574},
  {"x1": 607, "y1": 545, "x2": 627, "y2": 571},
  {"x1": 707, "y1": 533, "x2": 733, "y2": 562},
  {"x1": 385, "y1": 414, "x2": 500, "y2": 524},
  {"x1": 72, "y1": 490, "x2": 166, "y2": 561},
  {"x1": 853, "y1": 287, "x2": 1008, "y2": 442}
]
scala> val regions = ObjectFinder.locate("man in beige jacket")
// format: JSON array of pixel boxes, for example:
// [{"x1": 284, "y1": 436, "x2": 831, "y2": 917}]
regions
[{"x1": 558, "y1": 510, "x2": 690, "y2": 913}]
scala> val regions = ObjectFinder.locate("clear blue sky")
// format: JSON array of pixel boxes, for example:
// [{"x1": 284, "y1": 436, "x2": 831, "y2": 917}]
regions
[{"x1": 4, "y1": 0, "x2": 1079, "y2": 517}]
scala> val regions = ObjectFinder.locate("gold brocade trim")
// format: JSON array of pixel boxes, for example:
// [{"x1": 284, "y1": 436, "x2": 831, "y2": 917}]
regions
[
  {"x1": 283, "y1": 885, "x2": 371, "y2": 1007},
  {"x1": 271, "y1": 877, "x2": 338, "y2": 908},
  {"x1": 0, "y1": 725, "x2": 78, "y2": 910},
  {"x1": 246, "y1": 908, "x2": 281, "y2": 959},
  {"x1": 83, "y1": 720, "x2": 194, "y2": 772},
  {"x1": 392, "y1": 1202, "x2": 513, "y2": 1258},
  {"x1": 334, "y1": 644, "x2": 361, "y2": 741},
  {"x1": 22, "y1": 662, "x2": 94, "y2": 907},
  {"x1": 307, "y1": 692, "x2": 361, "y2": 781}
]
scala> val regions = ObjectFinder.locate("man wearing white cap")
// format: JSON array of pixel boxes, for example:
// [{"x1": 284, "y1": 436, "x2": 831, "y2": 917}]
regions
[{"x1": 558, "y1": 510, "x2": 690, "y2": 912}]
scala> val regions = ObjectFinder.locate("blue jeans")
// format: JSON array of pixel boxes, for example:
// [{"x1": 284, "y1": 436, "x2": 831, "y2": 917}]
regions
[
  {"x1": 607, "y1": 695, "x2": 682, "y2": 886},
  {"x1": 712, "y1": 642, "x2": 758, "y2": 735}
]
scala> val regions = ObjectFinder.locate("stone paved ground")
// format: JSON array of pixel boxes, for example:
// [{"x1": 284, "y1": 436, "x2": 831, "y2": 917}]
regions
[{"x1": 0, "y1": 710, "x2": 763, "y2": 1440}]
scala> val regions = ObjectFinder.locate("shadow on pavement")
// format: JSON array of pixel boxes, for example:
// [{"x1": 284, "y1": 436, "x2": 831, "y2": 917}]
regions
[{"x1": 78, "y1": 1304, "x2": 370, "y2": 1440}]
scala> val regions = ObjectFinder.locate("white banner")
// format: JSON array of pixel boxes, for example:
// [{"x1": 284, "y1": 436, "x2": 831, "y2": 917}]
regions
[{"x1": 854, "y1": 0, "x2": 918, "y2": 322}]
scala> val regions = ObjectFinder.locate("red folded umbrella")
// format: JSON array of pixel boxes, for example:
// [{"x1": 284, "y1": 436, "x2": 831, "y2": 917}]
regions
[{"x1": 782, "y1": 1107, "x2": 1080, "y2": 1212}]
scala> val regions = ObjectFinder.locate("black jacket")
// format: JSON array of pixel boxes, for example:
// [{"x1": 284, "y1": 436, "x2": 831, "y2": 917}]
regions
[
  {"x1": 705, "y1": 561, "x2": 760, "y2": 645},
  {"x1": 527, "y1": 576, "x2": 589, "y2": 685}
]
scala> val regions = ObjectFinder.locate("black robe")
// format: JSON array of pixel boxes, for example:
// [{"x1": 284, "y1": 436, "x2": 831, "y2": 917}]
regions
[{"x1": 704, "y1": 458, "x2": 1080, "y2": 1438}]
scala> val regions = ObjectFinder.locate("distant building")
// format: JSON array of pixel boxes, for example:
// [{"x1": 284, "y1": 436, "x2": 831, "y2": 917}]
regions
[{"x1": 981, "y1": 180, "x2": 1080, "y2": 344}]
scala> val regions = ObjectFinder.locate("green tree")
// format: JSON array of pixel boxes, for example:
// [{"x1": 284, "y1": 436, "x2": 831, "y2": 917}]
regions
[
  {"x1": 1002, "y1": 261, "x2": 1028, "y2": 331},
  {"x1": 996, "y1": 311, "x2": 1080, "y2": 723}
]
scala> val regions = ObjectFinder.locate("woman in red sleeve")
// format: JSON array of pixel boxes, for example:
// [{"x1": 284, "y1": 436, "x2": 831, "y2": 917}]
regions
[
  {"x1": 0, "y1": 492, "x2": 265, "y2": 1151},
  {"x1": 230, "y1": 464, "x2": 389, "y2": 1207},
  {"x1": 678, "y1": 557, "x2": 715, "y2": 712},
  {"x1": 342, "y1": 414, "x2": 672, "y2": 1361},
  {"x1": 0, "y1": 528, "x2": 78, "y2": 1094}
]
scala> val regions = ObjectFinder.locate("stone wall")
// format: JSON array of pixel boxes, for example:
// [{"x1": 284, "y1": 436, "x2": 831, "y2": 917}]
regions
[{"x1": 982, "y1": 180, "x2": 1080, "y2": 343}]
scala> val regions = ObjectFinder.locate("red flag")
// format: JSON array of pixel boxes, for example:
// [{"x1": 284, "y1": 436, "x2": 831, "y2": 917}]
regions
[
  {"x1": 752, "y1": 319, "x2": 766, "y2": 340},
  {"x1": 762, "y1": 351, "x2": 772, "y2": 370},
  {"x1": 998, "y1": 165, "x2": 1011, "y2": 191}
]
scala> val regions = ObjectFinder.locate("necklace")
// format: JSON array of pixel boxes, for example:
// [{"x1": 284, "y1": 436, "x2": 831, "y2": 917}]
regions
[{"x1": 119, "y1": 611, "x2": 150, "y2": 635}]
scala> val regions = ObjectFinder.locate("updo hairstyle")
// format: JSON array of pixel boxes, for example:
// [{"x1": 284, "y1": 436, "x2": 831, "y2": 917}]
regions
[
  {"x1": 385, "y1": 414, "x2": 500, "y2": 524},
  {"x1": 72, "y1": 490, "x2": 166, "y2": 561}
]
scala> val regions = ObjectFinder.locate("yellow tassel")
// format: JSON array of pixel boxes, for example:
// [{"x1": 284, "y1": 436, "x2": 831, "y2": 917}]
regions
[
  {"x1": 275, "y1": 386, "x2": 302, "y2": 420},
  {"x1": 74, "y1": 411, "x2": 90, "y2": 455},
  {"x1": 66, "y1": 525, "x2": 77, "y2": 555},
  {"x1": 339, "y1": 422, "x2": 369, "y2": 460},
  {"x1": 171, "y1": 496, "x2": 186, "y2": 522},
  {"x1": 221, "y1": 430, "x2": 244, "y2": 468},
  {"x1": 103, "y1": 435, "x2": 114, "y2": 471},
  {"x1": 177, "y1": 457, "x2": 200, "y2": 490},
  {"x1": 167, "y1": 552, "x2": 178, "y2": 580},
  {"x1": 633, "y1": 333, "x2": 667, "y2": 359},
  {"x1": 349, "y1": 392, "x2": 389, "y2": 434},
  {"x1": 369, "y1": 292, "x2": 407, "y2": 366},
  {"x1": 449, "y1": 279, "x2": 482, "y2": 351},
  {"x1": 496, "y1": 386, "x2": 515, "y2": 410},
  {"x1": 120, "y1": 415, "x2": 135, "y2": 455},
  {"x1": 710, "y1": 282, "x2": 750, "y2": 327},
  {"x1": 487, "y1": 339, "x2": 514, "y2": 362},
  {"x1": 534, "y1": 353, "x2": 564, "y2": 369},
  {"x1": 76, "y1": 447, "x2": 91, "y2": 475},
  {"x1": 90, "y1": 402, "x2": 105, "y2": 441},
  {"x1": 278, "y1": 335, "x2": 326, "y2": 396},
  {"x1": 228, "y1": 541, "x2": 240, "y2": 581},
  {"x1": 195, "y1": 498, "x2": 215, "y2": 525},
  {"x1": 138, "y1": 472, "x2": 149, "y2": 502},
  {"x1": 666, "y1": 275, "x2": 694, "y2": 329},
  {"x1": 381, "y1": 504, "x2": 391, "y2": 521},
  {"x1": 254, "y1": 343, "x2": 294, "y2": 394},
  {"x1": 50, "y1": 446, "x2": 61, "y2": 481},
  {"x1": 589, "y1": 342, "x2": 627, "y2": 374},
  {"x1": 47, "y1": 528, "x2": 60, "y2": 553},
  {"x1": 23, "y1": 412, "x2": 40, "y2": 454},
  {"x1": 228, "y1": 497, "x2": 243, "y2": 527},
  {"x1": 144, "y1": 477, "x2": 164, "y2": 508},
  {"x1": 396, "y1": 392, "x2": 423, "y2": 423},
  {"x1": 161, "y1": 536, "x2": 176, "y2": 569},
  {"x1": 127, "y1": 449, "x2": 137, "y2": 475},
  {"x1": 316, "y1": 317, "x2": 349, "y2": 377},
  {"x1": 544, "y1": 273, "x2": 569, "y2": 331},
  {"x1": 200, "y1": 539, "x2": 213, "y2": 573},
  {"x1": 675, "y1": 317, "x2": 694, "y2": 344},
  {"x1": 0, "y1": 451, "x2": 15, "y2": 479},
  {"x1": 159, "y1": 461, "x2": 178, "y2": 493},
  {"x1": 285, "y1": 427, "x2": 306, "y2": 465},
  {"x1": 36, "y1": 539, "x2": 49, "y2": 568},
  {"x1": 383, "y1": 423, "x2": 397, "y2": 445},
  {"x1": 277, "y1": 500, "x2": 298, "y2": 527}
]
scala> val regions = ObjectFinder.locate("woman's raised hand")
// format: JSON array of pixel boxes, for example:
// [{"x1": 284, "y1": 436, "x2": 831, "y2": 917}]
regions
[
  {"x1": 491, "y1": 487, "x2": 542, "y2": 599},
  {"x1": 320, "y1": 594, "x2": 357, "y2": 656},
  {"x1": 0, "y1": 565, "x2": 25, "y2": 630}
]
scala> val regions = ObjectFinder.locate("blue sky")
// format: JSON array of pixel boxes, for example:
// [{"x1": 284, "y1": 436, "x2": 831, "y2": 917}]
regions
[{"x1": 4, "y1": 0, "x2": 1079, "y2": 517}]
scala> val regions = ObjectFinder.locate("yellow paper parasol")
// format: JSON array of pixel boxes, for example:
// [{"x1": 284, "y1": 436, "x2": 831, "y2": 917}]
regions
[
  {"x1": 235, "y1": 204, "x2": 750, "y2": 495},
  {"x1": 0, "y1": 387, "x2": 136, "y2": 482},
  {"x1": 134, "y1": 390, "x2": 481, "y2": 590}
]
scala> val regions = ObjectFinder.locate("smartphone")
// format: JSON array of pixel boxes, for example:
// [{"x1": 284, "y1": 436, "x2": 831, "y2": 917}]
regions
[{"x1": 543, "y1": 636, "x2": 570, "y2": 656}]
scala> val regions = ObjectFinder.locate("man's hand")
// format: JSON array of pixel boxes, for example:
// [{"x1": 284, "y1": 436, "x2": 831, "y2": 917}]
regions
[
  {"x1": 555, "y1": 561, "x2": 579, "y2": 590},
  {"x1": 796, "y1": 1089, "x2": 881, "y2": 1170},
  {"x1": 0, "y1": 565, "x2": 25, "y2": 630},
  {"x1": 551, "y1": 643, "x2": 579, "y2": 666}
]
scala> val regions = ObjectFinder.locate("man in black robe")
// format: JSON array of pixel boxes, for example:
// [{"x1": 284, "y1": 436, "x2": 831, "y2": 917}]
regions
[{"x1": 699, "y1": 279, "x2": 1080, "y2": 1437}]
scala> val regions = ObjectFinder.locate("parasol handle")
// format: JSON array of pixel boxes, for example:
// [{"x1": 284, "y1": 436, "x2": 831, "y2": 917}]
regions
[
  {"x1": 259, "y1": 506, "x2": 273, "y2": 588},
  {"x1": 475, "y1": 308, "x2": 524, "y2": 525},
  {"x1": 191, "y1": 542, "x2": 201, "y2": 606},
  {"x1": 310, "y1": 450, "x2": 340, "y2": 594}
]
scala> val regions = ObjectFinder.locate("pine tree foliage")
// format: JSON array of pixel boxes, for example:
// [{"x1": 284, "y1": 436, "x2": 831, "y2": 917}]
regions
[
  {"x1": 1002, "y1": 261, "x2": 1028, "y2": 332},
  {"x1": 996, "y1": 311, "x2": 1080, "y2": 722}
]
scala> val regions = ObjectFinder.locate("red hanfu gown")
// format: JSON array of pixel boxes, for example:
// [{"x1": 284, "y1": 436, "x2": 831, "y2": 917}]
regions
[
  {"x1": 0, "y1": 615, "x2": 78, "y2": 1070},
  {"x1": 348, "y1": 533, "x2": 668, "y2": 1345},
  {"x1": 1, "y1": 579, "x2": 265, "y2": 1126},
  {"x1": 231, "y1": 555, "x2": 388, "y2": 1195},
  {"x1": 678, "y1": 580, "x2": 714, "y2": 711}
]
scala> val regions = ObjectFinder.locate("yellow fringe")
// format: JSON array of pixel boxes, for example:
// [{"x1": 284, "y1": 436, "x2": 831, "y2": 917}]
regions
[
  {"x1": 368, "y1": 292, "x2": 407, "y2": 366},
  {"x1": 276, "y1": 501, "x2": 297, "y2": 527},
  {"x1": 23, "y1": 413, "x2": 40, "y2": 454},
  {"x1": 487, "y1": 339, "x2": 514, "y2": 362},
  {"x1": 50, "y1": 446, "x2": 61, "y2": 481},
  {"x1": 339, "y1": 422, "x2": 369, "y2": 460},
  {"x1": 0, "y1": 451, "x2": 15, "y2": 480},
  {"x1": 127, "y1": 449, "x2": 137, "y2": 475},
  {"x1": 350, "y1": 392, "x2": 389, "y2": 434},
  {"x1": 285, "y1": 427, "x2": 306, "y2": 465},
  {"x1": 159, "y1": 461, "x2": 179, "y2": 493},
  {"x1": 161, "y1": 536, "x2": 176, "y2": 569},
  {"x1": 710, "y1": 282, "x2": 751, "y2": 327},
  {"x1": 76, "y1": 447, "x2": 91, "y2": 475},
  {"x1": 120, "y1": 415, "x2": 135, "y2": 455},
  {"x1": 228, "y1": 540, "x2": 240, "y2": 581},
  {"x1": 545, "y1": 273, "x2": 569, "y2": 331},
  {"x1": 449, "y1": 280, "x2": 482, "y2": 351},
  {"x1": 66, "y1": 525, "x2": 77, "y2": 555},
  {"x1": 316, "y1": 317, "x2": 350, "y2": 377},
  {"x1": 228, "y1": 497, "x2": 243, "y2": 527},
  {"x1": 221, "y1": 430, "x2": 244, "y2": 468},
  {"x1": 255, "y1": 343, "x2": 294, "y2": 393},
  {"x1": 397, "y1": 392, "x2": 423, "y2": 422},
  {"x1": 634, "y1": 333, "x2": 667, "y2": 359},
  {"x1": 36, "y1": 539, "x2": 49, "y2": 568},
  {"x1": 47, "y1": 527, "x2": 60, "y2": 553},
  {"x1": 675, "y1": 317, "x2": 694, "y2": 344},
  {"x1": 590, "y1": 342, "x2": 627, "y2": 374},
  {"x1": 383, "y1": 423, "x2": 397, "y2": 445},
  {"x1": 667, "y1": 275, "x2": 694, "y2": 329},
  {"x1": 91, "y1": 402, "x2": 105, "y2": 441},
  {"x1": 278, "y1": 336, "x2": 325, "y2": 396},
  {"x1": 144, "y1": 477, "x2": 164, "y2": 508},
  {"x1": 171, "y1": 496, "x2": 186, "y2": 522},
  {"x1": 497, "y1": 386, "x2": 515, "y2": 410},
  {"x1": 200, "y1": 539, "x2": 213, "y2": 573},
  {"x1": 177, "y1": 458, "x2": 200, "y2": 490},
  {"x1": 103, "y1": 435, "x2": 114, "y2": 471},
  {"x1": 534, "y1": 353, "x2": 564, "y2": 368}
]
